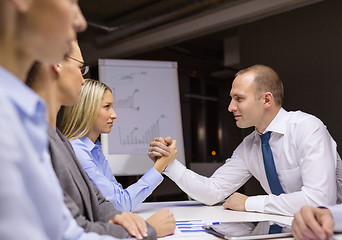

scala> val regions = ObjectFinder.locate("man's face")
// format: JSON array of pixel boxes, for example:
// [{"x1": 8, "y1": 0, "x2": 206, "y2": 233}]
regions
[
  {"x1": 228, "y1": 73, "x2": 265, "y2": 130},
  {"x1": 19, "y1": 0, "x2": 87, "y2": 64}
]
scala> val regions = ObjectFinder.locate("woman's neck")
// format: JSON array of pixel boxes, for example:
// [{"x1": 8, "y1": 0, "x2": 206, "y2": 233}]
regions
[
  {"x1": 48, "y1": 101, "x2": 62, "y2": 130},
  {"x1": 30, "y1": 73, "x2": 61, "y2": 130},
  {"x1": 87, "y1": 130, "x2": 100, "y2": 143},
  {"x1": 38, "y1": 88, "x2": 61, "y2": 130}
]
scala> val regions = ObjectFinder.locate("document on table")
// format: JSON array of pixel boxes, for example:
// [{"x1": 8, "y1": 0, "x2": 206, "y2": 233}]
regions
[
  {"x1": 172, "y1": 219, "x2": 216, "y2": 237},
  {"x1": 135, "y1": 201, "x2": 220, "y2": 238}
]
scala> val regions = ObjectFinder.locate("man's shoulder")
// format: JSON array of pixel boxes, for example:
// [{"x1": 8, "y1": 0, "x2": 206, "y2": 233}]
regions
[
  {"x1": 284, "y1": 110, "x2": 330, "y2": 144},
  {"x1": 286, "y1": 110, "x2": 324, "y2": 128},
  {"x1": 286, "y1": 109, "x2": 317, "y2": 118}
]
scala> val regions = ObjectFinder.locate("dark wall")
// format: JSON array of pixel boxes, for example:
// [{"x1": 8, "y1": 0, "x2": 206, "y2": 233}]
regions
[{"x1": 239, "y1": 0, "x2": 342, "y2": 152}]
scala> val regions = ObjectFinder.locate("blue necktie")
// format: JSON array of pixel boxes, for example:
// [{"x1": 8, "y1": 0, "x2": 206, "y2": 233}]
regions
[
  {"x1": 269, "y1": 224, "x2": 283, "y2": 234},
  {"x1": 260, "y1": 132, "x2": 284, "y2": 195}
]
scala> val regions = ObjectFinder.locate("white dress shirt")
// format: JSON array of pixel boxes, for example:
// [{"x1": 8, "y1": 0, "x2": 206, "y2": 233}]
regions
[{"x1": 165, "y1": 108, "x2": 342, "y2": 216}]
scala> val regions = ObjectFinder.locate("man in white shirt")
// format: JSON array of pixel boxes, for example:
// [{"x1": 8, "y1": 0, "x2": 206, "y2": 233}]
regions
[{"x1": 149, "y1": 64, "x2": 342, "y2": 216}]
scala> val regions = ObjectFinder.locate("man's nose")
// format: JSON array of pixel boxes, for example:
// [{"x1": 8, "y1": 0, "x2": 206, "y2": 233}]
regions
[
  {"x1": 228, "y1": 100, "x2": 235, "y2": 112},
  {"x1": 73, "y1": 5, "x2": 87, "y2": 33}
]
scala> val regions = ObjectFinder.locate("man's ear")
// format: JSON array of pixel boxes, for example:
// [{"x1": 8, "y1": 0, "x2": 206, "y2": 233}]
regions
[
  {"x1": 263, "y1": 92, "x2": 274, "y2": 108},
  {"x1": 10, "y1": 0, "x2": 31, "y2": 12}
]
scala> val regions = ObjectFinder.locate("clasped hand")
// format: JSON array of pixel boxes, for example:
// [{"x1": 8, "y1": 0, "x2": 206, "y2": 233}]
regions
[{"x1": 148, "y1": 136, "x2": 177, "y2": 173}]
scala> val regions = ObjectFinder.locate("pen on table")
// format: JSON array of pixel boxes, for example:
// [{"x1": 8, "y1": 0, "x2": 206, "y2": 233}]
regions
[{"x1": 212, "y1": 222, "x2": 222, "y2": 225}]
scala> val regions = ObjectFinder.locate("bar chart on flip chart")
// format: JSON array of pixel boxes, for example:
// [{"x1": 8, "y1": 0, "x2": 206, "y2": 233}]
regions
[{"x1": 99, "y1": 59, "x2": 185, "y2": 175}]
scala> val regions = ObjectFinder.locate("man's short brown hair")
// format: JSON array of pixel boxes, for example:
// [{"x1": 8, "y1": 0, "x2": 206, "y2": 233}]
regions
[{"x1": 236, "y1": 65, "x2": 284, "y2": 106}]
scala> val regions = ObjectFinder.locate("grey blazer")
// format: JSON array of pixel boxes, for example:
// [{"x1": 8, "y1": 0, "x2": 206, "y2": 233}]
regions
[{"x1": 47, "y1": 126, "x2": 156, "y2": 239}]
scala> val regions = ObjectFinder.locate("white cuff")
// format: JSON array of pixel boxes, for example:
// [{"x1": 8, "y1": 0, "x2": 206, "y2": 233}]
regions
[{"x1": 245, "y1": 195, "x2": 266, "y2": 213}]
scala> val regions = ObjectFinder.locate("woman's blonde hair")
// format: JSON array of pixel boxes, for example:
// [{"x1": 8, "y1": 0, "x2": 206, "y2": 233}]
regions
[{"x1": 60, "y1": 79, "x2": 112, "y2": 140}]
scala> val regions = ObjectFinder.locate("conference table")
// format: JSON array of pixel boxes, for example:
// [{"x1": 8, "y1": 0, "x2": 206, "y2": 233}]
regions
[{"x1": 134, "y1": 201, "x2": 342, "y2": 240}]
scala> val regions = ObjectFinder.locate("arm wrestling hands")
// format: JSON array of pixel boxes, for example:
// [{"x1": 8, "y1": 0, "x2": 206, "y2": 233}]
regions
[
  {"x1": 148, "y1": 137, "x2": 177, "y2": 173},
  {"x1": 109, "y1": 208, "x2": 175, "y2": 239},
  {"x1": 149, "y1": 137, "x2": 248, "y2": 212}
]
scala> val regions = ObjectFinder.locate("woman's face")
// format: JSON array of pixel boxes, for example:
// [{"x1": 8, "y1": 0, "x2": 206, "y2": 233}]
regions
[
  {"x1": 91, "y1": 90, "x2": 117, "y2": 137},
  {"x1": 19, "y1": 0, "x2": 87, "y2": 64},
  {"x1": 58, "y1": 41, "x2": 85, "y2": 106}
]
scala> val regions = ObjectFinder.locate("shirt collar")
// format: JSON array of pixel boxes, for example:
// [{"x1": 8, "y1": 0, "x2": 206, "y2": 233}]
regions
[
  {"x1": 79, "y1": 136, "x2": 101, "y2": 151},
  {"x1": 0, "y1": 66, "x2": 46, "y2": 117},
  {"x1": 255, "y1": 108, "x2": 288, "y2": 136}
]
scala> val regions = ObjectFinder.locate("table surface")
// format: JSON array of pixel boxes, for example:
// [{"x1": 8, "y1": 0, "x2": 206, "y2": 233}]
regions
[{"x1": 134, "y1": 201, "x2": 342, "y2": 240}]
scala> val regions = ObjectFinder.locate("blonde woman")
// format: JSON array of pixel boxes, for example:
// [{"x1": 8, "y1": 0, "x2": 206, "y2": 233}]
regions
[{"x1": 60, "y1": 79, "x2": 177, "y2": 212}]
